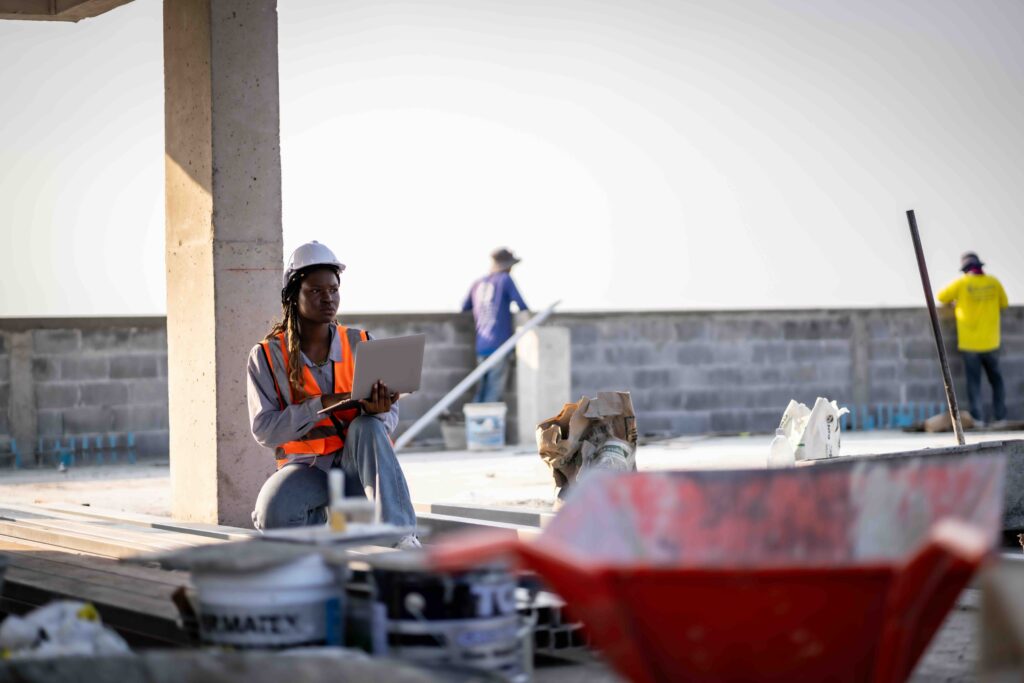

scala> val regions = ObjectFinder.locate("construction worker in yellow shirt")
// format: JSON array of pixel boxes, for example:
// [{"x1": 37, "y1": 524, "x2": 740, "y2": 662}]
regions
[{"x1": 937, "y1": 251, "x2": 1009, "y2": 426}]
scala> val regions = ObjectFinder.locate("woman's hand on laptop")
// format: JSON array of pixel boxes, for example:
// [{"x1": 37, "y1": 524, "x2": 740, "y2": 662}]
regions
[
  {"x1": 320, "y1": 392, "x2": 351, "y2": 410},
  {"x1": 360, "y1": 380, "x2": 400, "y2": 414}
]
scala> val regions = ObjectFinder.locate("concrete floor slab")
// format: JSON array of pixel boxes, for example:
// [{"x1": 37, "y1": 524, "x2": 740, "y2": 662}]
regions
[{"x1": 1, "y1": 430, "x2": 1022, "y2": 516}]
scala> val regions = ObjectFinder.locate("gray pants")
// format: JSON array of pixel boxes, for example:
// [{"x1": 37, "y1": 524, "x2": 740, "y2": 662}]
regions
[{"x1": 252, "y1": 416, "x2": 417, "y2": 531}]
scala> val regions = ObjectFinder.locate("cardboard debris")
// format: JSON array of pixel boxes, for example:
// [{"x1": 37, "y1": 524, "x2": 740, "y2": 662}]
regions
[
  {"x1": 923, "y1": 410, "x2": 976, "y2": 433},
  {"x1": 537, "y1": 391, "x2": 638, "y2": 499}
]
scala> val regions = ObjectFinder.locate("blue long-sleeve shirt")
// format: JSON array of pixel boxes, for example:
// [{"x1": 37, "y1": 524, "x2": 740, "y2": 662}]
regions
[{"x1": 461, "y1": 271, "x2": 528, "y2": 355}]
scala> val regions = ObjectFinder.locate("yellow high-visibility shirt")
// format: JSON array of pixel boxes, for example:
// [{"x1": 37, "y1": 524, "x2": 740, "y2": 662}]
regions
[{"x1": 936, "y1": 273, "x2": 1009, "y2": 352}]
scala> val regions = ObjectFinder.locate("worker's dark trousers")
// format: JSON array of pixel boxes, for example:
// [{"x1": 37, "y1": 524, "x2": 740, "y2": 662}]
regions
[
  {"x1": 963, "y1": 350, "x2": 1006, "y2": 423},
  {"x1": 251, "y1": 416, "x2": 417, "y2": 531},
  {"x1": 473, "y1": 353, "x2": 510, "y2": 403}
]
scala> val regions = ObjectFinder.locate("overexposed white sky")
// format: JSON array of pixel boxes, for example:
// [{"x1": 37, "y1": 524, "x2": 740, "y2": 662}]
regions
[{"x1": 1, "y1": 0, "x2": 1022, "y2": 316}]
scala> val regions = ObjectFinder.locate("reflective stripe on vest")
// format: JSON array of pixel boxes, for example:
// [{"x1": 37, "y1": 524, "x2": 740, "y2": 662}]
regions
[{"x1": 259, "y1": 325, "x2": 367, "y2": 469}]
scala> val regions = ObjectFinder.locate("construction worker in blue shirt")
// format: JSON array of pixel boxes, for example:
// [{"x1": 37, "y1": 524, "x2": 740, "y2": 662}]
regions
[{"x1": 462, "y1": 248, "x2": 529, "y2": 403}]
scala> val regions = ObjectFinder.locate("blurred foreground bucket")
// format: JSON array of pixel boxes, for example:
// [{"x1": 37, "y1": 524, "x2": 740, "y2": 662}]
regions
[
  {"x1": 193, "y1": 554, "x2": 344, "y2": 648},
  {"x1": 429, "y1": 451, "x2": 1006, "y2": 683},
  {"x1": 366, "y1": 552, "x2": 530, "y2": 682}
]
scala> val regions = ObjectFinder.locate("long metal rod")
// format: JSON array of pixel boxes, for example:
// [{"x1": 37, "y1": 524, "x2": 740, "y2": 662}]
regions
[
  {"x1": 906, "y1": 209, "x2": 965, "y2": 445},
  {"x1": 394, "y1": 300, "x2": 560, "y2": 451}
]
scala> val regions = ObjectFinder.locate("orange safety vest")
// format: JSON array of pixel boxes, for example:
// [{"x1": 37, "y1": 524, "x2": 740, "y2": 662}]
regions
[{"x1": 259, "y1": 325, "x2": 367, "y2": 469}]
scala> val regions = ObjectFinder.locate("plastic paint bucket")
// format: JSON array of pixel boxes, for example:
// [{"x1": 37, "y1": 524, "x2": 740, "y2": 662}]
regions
[
  {"x1": 368, "y1": 554, "x2": 529, "y2": 682},
  {"x1": 463, "y1": 402, "x2": 507, "y2": 451},
  {"x1": 192, "y1": 554, "x2": 344, "y2": 648}
]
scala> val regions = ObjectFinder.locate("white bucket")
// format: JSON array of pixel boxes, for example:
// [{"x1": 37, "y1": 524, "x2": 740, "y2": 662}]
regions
[
  {"x1": 464, "y1": 402, "x2": 507, "y2": 451},
  {"x1": 192, "y1": 554, "x2": 344, "y2": 648}
]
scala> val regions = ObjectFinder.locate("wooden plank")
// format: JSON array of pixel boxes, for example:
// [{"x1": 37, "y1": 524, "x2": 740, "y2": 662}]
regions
[
  {"x1": 0, "y1": 504, "x2": 219, "y2": 549},
  {"x1": 0, "y1": 547, "x2": 187, "y2": 604},
  {"x1": 416, "y1": 512, "x2": 541, "y2": 541},
  {"x1": 37, "y1": 502, "x2": 256, "y2": 541},
  {"x1": 425, "y1": 503, "x2": 554, "y2": 528},
  {"x1": 0, "y1": 538, "x2": 191, "y2": 589},
  {"x1": 0, "y1": 559, "x2": 186, "y2": 646},
  {"x1": 0, "y1": 522, "x2": 165, "y2": 559},
  {"x1": 0, "y1": 518, "x2": 200, "y2": 556},
  {"x1": 0, "y1": 508, "x2": 213, "y2": 554}
]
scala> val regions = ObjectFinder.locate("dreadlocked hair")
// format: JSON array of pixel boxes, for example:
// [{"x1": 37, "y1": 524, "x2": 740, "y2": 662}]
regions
[
  {"x1": 264, "y1": 273, "x2": 311, "y2": 401},
  {"x1": 264, "y1": 265, "x2": 343, "y2": 401}
]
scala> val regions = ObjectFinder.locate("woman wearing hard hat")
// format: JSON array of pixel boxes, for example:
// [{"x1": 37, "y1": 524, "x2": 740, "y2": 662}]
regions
[{"x1": 245, "y1": 241, "x2": 419, "y2": 547}]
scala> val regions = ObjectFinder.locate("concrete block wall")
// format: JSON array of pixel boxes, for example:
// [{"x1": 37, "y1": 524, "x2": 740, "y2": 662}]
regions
[
  {"x1": 557, "y1": 307, "x2": 1024, "y2": 436},
  {"x1": 0, "y1": 318, "x2": 169, "y2": 462},
  {"x1": 561, "y1": 312, "x2": 855, "y2": 435},
  {"x1": 2, "y1": 307, "x2": 1022, "y2": 463},
  {"x1": 0, "y1": 334, "x2": 9, "y2": 438}
]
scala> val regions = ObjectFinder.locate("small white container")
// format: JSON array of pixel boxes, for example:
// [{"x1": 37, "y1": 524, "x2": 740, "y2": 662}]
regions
[
  {"x1": 192, "y1": 554, "x2": 344, "y2": 648},
  {"x1": 441, "y1": 420, "x2": 468, "y2": 450},
  {"x1": 767, "y1": 428, "x2": 795, "y2": 469},
  {"x1": 463, "y1": 402, "x2": 508, "y2": 451}
]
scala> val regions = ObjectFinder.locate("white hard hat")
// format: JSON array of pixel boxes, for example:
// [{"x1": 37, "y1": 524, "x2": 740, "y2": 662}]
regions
[{"x1": 282, "y1": 241, "x2": 346, "y2": 288}]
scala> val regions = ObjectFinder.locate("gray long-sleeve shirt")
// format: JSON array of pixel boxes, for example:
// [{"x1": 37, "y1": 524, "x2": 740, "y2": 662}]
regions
[{"x1": 247, "y1": 326, "x2": 399, "y2": 452}]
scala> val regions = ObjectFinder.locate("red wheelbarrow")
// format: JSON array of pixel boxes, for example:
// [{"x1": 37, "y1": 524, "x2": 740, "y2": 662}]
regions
[{"x1": 429, "y1": 451, "x2": 1006, "y2": 683}]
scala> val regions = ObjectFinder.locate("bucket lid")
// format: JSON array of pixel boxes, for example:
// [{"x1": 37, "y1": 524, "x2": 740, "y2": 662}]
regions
[
  {"x1": 134, "y1": 540, "x2": 324, "y2": 574},
  {"x1": 463, "y1": 402, "x2": 508, "y2": 415}
]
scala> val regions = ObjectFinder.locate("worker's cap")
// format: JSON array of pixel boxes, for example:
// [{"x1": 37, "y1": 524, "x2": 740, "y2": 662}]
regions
[
  {"x1": 283, "y1": 241, "x2": 346, "y2": 289},
  {"x1": 490, "y1": 247, "x2": 521, "y2": 268},
  {"x1": 960, "y1": 251, "x2": 984, "y2": 272}
]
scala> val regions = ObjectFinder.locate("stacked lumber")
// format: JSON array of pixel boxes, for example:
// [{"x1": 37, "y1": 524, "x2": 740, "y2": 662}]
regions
[{"x1": 0, "y1": 503, "x2": 251, "y2": 646}]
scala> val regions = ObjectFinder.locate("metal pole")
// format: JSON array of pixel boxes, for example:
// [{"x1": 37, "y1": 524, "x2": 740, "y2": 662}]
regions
[
  {"x1": 906, "y1": 209, "x2": 965, "y2": 445},
  {"x1": 394, "y1": 300, "x2": 561, "y2": 452}
]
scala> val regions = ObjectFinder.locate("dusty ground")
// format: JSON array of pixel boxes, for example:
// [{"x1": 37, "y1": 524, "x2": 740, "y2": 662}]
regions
[{"x1": 0, "y1": 429, "x2": 1020, "y2": 515}]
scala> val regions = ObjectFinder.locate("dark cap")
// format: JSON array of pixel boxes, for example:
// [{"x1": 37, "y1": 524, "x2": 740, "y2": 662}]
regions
[
  {"x1": 490, "y1": 247, "x2": 521, "y2": 268},
  {"x1": 960, "y1": 251, "x2": 984, "y2": 272}
]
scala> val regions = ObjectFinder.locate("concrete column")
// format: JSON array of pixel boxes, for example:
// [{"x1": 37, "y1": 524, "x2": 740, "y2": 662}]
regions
[
  {"x1": 515, "y1": 327, "x2": 571, "y2": 446},
  {"x1": 7, "y1": 332, "x2": 37, "y2": 465},
  {"x1": 164, "y1": 0, "x2": 283, "y2": 526},
  {"x1": 850, "y1": 313, "x2": 870, "y2": 406}
]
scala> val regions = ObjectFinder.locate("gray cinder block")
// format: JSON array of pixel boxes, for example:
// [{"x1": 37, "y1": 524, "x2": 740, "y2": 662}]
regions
[
  {"x1": 31, "y1": 358, "x2": 59, "y2": 382},
  {"x1": 62, "y1": 406, "x2": 115, "y2": 434},
  {"x1": 35, "y1": 383, "x2": 80, "y2": 410},
  {"x1": 128, "y1": 380, "x2": 169, "y2": 405},
  {"x1": 32, "y1": 329, "x2": 81, "y2": 354},
  {"x1": 79, "y1": 381, "x2": 130, "y2": 407},
  {"x1": 61, "y1": 357, "x2": 110, "y2": 380},
  {"x1": 110, "y1": 356, "x2": 159, "y2": 379},
  {"x1": 81, "y1": 329, "x2": 133, "y2": 352}
]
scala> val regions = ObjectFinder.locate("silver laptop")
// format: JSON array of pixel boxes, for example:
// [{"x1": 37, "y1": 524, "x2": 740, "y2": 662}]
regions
[{"x1": 318, "y1": 334, "x2": 425, "y2": 414}]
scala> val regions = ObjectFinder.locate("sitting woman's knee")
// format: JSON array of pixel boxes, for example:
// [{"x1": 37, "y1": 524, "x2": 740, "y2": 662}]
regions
[
  {"x1": 251, "y1": 465, "x2": 327, "y2": 530},
  {"x1": 253, "y1": 490, "x2": 311, "y2": 530},
  {"x1": 348, "y1": 415, "x2": 388, "y2": 437}
]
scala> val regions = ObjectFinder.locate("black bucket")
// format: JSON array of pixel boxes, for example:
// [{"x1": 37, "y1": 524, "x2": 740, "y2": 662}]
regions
[{"x1": 367, "y1": 553, "x2": 530, "y2": 682}]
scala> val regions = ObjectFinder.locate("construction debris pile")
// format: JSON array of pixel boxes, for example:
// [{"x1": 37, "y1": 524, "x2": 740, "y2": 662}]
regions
[
  {"x1": 536, "y1": 391, "x2": 638, "y2": 502},
  {"x1": 0, "y1": 601, "x2": 130, "y2": 659}
]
